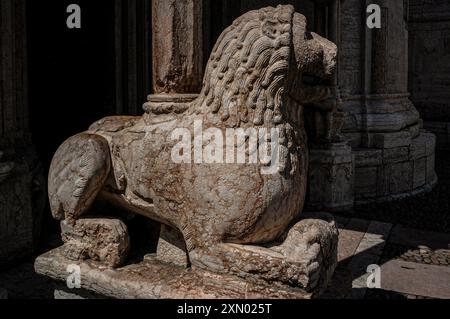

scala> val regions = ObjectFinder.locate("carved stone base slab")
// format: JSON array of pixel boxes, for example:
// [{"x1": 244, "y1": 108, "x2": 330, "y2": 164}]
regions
[{"x1": 34, "y1": 248, "x2": 314, "y2": 299}]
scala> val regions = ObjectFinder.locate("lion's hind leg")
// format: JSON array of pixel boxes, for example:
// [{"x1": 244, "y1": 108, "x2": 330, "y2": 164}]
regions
[
  {"x1": 189, "y1": 214, "x2": 338, "y2": 294},
  {"x1": 48, "y1": 133, "x2": 111, "y2": 223}
]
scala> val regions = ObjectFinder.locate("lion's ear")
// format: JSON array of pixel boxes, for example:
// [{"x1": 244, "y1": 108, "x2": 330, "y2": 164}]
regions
[{"x1": 262, "y1": 20, "x2": 278, "y2": 39}]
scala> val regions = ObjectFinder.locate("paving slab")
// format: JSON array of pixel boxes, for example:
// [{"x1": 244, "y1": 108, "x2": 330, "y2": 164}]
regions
[
  {"x1": 349, "y1": 221, "x2": 393, "y2": 299},
  {"x1": 337, "y1": 218, "x2": 370, "y2": 264},
  {"x1": 322, "y1": 218, "x2": 370, "y2": 298},
  {"x1": 380, "y1": 259, "x2": 450, "y2": 299}
]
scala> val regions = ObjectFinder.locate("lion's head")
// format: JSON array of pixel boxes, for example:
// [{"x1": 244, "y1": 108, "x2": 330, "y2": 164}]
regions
[{"x1": 198, "y1": 5, "x2": 337, "y2": 128}]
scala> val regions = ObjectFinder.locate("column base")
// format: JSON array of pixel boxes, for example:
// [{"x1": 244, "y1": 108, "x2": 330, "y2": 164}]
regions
[
  {"x1": 306, "y1": 131, "x2": 437, "y2": 211},
  {"x1": 353, "y1": 131, "x2": 437, "y2": 204},
  {"x1": 307, "y1": 142, "x2": 355, "y2": 212}
]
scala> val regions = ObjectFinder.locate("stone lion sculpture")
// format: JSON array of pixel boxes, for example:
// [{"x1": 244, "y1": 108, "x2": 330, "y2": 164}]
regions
[{"x1": 48, "y1": 5, "x2": 338, "y2": 293}]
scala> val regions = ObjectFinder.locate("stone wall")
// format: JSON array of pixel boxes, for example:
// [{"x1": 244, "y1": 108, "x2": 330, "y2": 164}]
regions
[
  {"x1": 408, "y1": 0, "x2": 450, "y2": 149},
  {"x1": 0, "y1": 0, "x2": 44, "y2": 269}
]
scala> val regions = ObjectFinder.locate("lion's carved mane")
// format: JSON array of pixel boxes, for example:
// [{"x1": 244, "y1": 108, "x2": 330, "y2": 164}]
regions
[{"x1": 199, "y1": 6, "x2": 296, "y2": 129}]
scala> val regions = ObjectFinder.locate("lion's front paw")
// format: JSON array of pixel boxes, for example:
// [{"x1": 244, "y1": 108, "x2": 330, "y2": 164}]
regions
[{"x1": 271, "y1": 213, "x2": 338, "y2": 289}]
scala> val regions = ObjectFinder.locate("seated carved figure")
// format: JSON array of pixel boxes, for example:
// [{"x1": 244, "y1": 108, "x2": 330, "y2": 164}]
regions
[{"x1": 48, "y1": 5, "x2": 338, "y2": 293}]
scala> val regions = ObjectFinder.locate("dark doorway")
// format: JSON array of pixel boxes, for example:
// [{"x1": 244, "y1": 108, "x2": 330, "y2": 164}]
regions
[
  {"x1": 26, "y1": 0, "x2": 119, "y2": 249},
  {"x1": 26, "y1": 0, "x2": 152, "y2": 249},
  {"x1": 26, "y1": 0, "x2": 116, "y2": 170}
]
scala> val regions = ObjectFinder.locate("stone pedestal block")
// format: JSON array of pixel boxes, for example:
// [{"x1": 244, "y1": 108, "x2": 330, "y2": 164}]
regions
[
  {"x1": 308, "y1": 143, "x2": 354, "y2": 212},
  {"x1": 60, "y1": 218, "x2": 130, "y2": 268},
  {"x1": 35, "y1": 214, "x2": 339, "y2": 299}
]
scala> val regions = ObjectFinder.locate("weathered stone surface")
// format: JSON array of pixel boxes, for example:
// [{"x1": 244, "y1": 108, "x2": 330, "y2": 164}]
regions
[
  {"x1": 354, "y1": 167, "x2": 378, "y2": 197},
  {"x1": 61, "y1": 218, "x2": 129, "y2": 268},
  {"x1": 336, "y1": 218, "x2": 370, "y2": 264},
  {"x1": 426, "y1": 151, "x2": 437, "y2": 184},
  {"x1": 422, "y1": 132, "x2": 436, "y2": 156},
  {"x1": 54, "y1": 290, "x2": 86, "y2": 299},
  {"x1": 413, "y1": 158, "x2": 427, "y2": 189},
  {"x1": 410, "y1": 133, "x2": 428, "y2": 159},
  {"x1": 54, "y1": 286, "x2": 106, "y2": 299},
  {"x1": 156, "y1": 224, "x2": 190, "y2": 267},
  {"x1": 35, "y1": 247, "x2": 314, "y2": 299},
  {"x1": 45, "y1": 5, "x2": 338, "y2": 295},
  {"x1": 151, "y1": 0, "x2": 204, "y2": 94},
  {"x1": 353, "y1": 149, "x2": 382, "y2": 168},
  {"x1": 352, "y1": 131, "x2": 437, "y2": 203},
  {"x1": 380, "y1": 260, "x2": 450, "y2": 299},
  {"x1": 383, "y1": 147, "x2": 409, "y2": 164},
  {"x1": 389, "y1": 162, "x2": 413, "y2": 194},
  {"x1": 308, "y1": 143, "x2": 354, "y2": 211},
  {"x1": 373, "y1": 131, "x2": 412, "y2": 149}
]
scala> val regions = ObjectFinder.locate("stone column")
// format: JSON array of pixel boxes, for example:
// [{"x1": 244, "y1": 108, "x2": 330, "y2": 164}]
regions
[
  {"x1": 364, "y1": 0, "x2": 420, "y2": 142},
  {"x1": 151, "y1": 0, "x2": 204, "y2": 94},
  {"x1": 338, "y1": 0, "x2": 436, "y2": 204},
  {"x1": 150, "y1": 0, "x2": 205, "y2": 258},
  {"x1": 0, "y1": 0, "x2": 45, "y2": 269},
  {"x1": 341, "y1": 0, "x2": 420, "y2": 146}
]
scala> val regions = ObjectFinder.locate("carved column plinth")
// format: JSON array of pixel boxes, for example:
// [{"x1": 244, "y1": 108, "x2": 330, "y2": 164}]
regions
[
  {"x1": 307, "y1": 143, "x2": 354, "y2": 212},
  {"x1": 353, "y1": 132, "x2": 437, "y2": 203}
]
